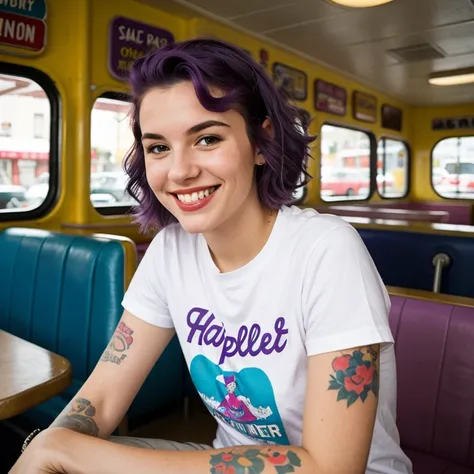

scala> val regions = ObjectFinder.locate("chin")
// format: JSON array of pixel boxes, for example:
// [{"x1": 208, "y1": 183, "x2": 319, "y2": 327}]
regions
[{"x1": 175, "y1": 213, "x2": 221, "y2": 235}]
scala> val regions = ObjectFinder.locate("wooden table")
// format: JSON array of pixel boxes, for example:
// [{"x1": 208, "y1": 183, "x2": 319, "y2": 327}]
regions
[{"x1": 0, "y1": 330, "x2": 72, "y2": 420}]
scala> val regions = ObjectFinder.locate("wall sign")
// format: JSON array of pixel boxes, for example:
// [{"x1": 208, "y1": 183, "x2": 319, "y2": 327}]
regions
[
  {"x1": 314, "y1": 79, "x2": 347, "y2": 116},
  {"x1": 432, "y1": 116, "x2": 474, "y2": 131},
  {"x1": 108, "y1": 16, "x2": 174, "y2": 81},
  {"x1": 352, "y1": 91, "x2": 377, "y2": 123},
  {"x1": 381, "y1": 104, "x2": 403, "y2": 131},
  {"x1": 0, "y1": 0, "x2": 47, "y2": 53},
  {"x1": 272, "y1": 62, "x2": 307, "y2": 101}
]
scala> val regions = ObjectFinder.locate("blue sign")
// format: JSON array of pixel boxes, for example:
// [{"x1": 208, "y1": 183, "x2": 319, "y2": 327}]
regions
[{"x1": 0, "y1": 0, "x2": 47, "y2": 20}]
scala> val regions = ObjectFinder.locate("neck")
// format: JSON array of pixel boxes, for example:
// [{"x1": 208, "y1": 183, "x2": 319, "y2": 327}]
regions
[{"x1": 204, "y1": 195, "x2": 278, "y2": 273}]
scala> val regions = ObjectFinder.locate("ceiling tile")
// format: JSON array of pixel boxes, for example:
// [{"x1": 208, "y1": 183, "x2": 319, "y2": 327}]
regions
[
  {"x1": 232, "y1": 0, "x2": 344, "y2": 33},
  {"x1": 175, "y1": 0, "x2": 296, "y2": 19},
  {"x1": 423, "y1": 22, "x2": 474, "y2": 56}
]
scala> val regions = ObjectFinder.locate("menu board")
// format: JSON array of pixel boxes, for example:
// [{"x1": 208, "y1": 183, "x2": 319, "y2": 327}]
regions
[
  {"x1": 353, "y1": 91, "x2": 377, "y2": 123},
  {"x1": 0, "y1": 0, "x2": 47, "y2": 53},
  {"x1": 272, "y1": 62, "x2": 307, "y2": 101},
  {"x1": 108, "y1": 16, "x2": 174, "y2": 81},
  {"x1": 314, "y1": 79, "x2": 347, "y2": 116},
  {"x1": 381, "y1": 104, "x2": 403, "y2": 131}
]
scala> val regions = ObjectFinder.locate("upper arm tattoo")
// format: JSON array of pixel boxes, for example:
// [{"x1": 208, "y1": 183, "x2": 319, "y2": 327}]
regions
[
  {"x1": 210, "y1": 447, "x2": 302, "y2": 473},
  {"x1": 100, "y1": 321, "x2": 135, "y2": 365},
  {"x1": 51, "y1": 398, "x2": 99, "y2": 436},
  {"x1": 328, "y1": 345, "x2": 379, "y2": 407}
]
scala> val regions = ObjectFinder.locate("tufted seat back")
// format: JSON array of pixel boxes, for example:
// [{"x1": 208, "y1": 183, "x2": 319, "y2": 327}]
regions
[
  {"x1": 388, "y1": 287, "x2": 474, "y2": 474},
  {"x1": 0, "y1": 227, "x2": 184, "y2": 430}
]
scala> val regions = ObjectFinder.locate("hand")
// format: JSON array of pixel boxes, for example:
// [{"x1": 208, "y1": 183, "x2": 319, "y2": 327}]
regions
[{"x1": 9, "y1": 429, "x2": 68, "y2": 474}]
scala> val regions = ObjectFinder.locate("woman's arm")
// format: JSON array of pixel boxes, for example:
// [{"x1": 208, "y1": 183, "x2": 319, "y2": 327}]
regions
[
  {"x1": 49, "y1": 309, "x2": 175, "y2": 439},
  {"x1": 13, "y1": 344, "x2": 378, "y2": 474}
]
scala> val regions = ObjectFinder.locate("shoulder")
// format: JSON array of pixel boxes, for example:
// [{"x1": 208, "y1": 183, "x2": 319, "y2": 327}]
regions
[{"x1": 282, "y1": 205, "x2": 360, "y2": 252}]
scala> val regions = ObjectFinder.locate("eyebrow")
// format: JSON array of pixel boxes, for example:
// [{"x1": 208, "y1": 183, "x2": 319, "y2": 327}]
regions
[{"x1": 141, "y1": 120, "x2": 230, "y2": 141}]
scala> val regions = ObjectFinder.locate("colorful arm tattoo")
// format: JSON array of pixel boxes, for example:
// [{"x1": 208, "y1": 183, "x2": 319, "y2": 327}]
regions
[
  {"x1": 328, "y1": 345, "x2": 379, "y2": 407},
  {"x1": 100, "y1": 321, "x2": 134, "y2": 365},
  {"x1": 209, "y1": 447, "x2": 302, "y2": 473},
  {"x1": 51, "y1": 397, "x2": 99, "y2": 436}
]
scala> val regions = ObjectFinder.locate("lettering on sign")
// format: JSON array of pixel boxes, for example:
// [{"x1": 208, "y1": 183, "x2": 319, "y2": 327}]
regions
[
  {"x1": 109, "y1": 16, "x2": 174, "y2": 81},
  {"x1": 0, "y1": 0, "x2": 47, "y2": 20},
  {"x1": 353, "y1": 91, "x2": 377, "y2": 123},
  {"x1": 432, "y1": 116, "x2": 474, "y2": 131},
  {"x1": 0, "y1": 10, "x2": 46, "y2": 51},
  {"x1": 314, "y1": 79, "x2": 347, "y2": 116}
]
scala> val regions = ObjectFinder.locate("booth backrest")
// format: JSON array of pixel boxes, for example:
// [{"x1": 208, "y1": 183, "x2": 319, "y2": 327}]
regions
[
  {"x1": 0, "y1": 228, "x2": 184, "y2": 430},
  {"x1": 388, "y1": 287, "x2": 474, "y2": 471},
  {"x1": 358, "y1": 227, "x2": 474, "y2": 298}
]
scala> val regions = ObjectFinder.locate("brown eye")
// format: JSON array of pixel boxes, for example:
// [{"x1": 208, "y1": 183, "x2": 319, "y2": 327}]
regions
[
  {"x1": 147, "y1": 144, "x2": 169, "y2": 154},
  {"x1": 197, "y1": 135, "x2": 221, "y2": 146}
]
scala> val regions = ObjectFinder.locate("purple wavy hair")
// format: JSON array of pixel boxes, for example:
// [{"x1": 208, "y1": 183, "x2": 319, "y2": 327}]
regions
[{"x1": 123, "y1": 38, "x2": 315, "y2": 232}]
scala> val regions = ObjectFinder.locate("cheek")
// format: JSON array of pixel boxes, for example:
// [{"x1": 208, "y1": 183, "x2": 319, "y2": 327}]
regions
[{"x1": 145, "y1": 160, "x2": 168, "y2": 191}]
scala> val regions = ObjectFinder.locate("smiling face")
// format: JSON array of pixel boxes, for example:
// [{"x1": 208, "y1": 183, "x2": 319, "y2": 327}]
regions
[{"x1": 139, "y1": 81, "x2": 265, "y2": 235}]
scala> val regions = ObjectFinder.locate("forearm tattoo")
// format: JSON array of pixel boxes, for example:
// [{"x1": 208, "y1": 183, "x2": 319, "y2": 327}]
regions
[
  {"x1": 210, "y1": 447, "x2": 302, "y2": 473},
  {"x1": 328, "y1": 345, "x2": 379, "y2": 407},
  {"x1": 51, "y1": 398, "x2": 99, "y2": 436},
  {"x1": 100, "y1": 321, "x2": 134, "y2": 365}
]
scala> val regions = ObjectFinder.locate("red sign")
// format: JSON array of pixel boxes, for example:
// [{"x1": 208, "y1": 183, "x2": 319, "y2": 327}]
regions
[
  {"x1": 0, "y1": 150, "x2": 49, "y2": 160},
  {"x1": 0, "y1": 11, "x2": 46, "y2": 52}
]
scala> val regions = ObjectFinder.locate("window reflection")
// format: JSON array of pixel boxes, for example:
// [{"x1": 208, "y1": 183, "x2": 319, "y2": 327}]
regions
[
  {"x1": 320, "y1": 125, "x2": 371, "y2": 202},
  {"x1": 432, "y1": 137, "x2": 474, "y2": 199},
  {"x1": 0, "y1": 74, "x2": 50, "y2": 212}
]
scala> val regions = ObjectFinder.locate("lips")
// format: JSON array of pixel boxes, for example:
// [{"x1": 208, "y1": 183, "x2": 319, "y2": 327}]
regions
[{"x1": 171, "y1": 185, "x2": 220, "y2": 212}]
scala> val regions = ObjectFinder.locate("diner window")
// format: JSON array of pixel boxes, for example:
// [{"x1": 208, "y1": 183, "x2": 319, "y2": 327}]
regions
[
  {"x1": 432, "y1": 136, "x2": 474, "y2": 199},
  {"x1": 377, "y1": 138, "x2": 409, "y2": 198},
  {"x1": 90, "y1": 94, "x2": 135, "y2": 213},
  {"x1": 320, "y1": 124, "x2": 371, "y2": 201},
  {"x1": 0, "y1": 71, "x2": 54, "y2": 215}
]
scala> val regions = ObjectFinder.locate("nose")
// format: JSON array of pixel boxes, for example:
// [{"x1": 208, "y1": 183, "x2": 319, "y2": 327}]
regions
[{"x1": 168, "y1": 150, "x2": 200, "y2": 184}]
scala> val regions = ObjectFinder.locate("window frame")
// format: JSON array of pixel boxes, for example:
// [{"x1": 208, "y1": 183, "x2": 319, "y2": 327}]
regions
[
  {"x1": 430, "y1": 135, "x2": 474, "y2": 200},
  {"x1": 319, "y1": 121, "x2": 377, "y2": 203},
  {"x1": 0, "y1": 62, "x2": 60, "y2": 221},
  {"x1": 91, "y1": 91, "x2": 133, "y2": 217},
  {"x1": 376, "y1": 136, "x2": 411, "y2": 200}
]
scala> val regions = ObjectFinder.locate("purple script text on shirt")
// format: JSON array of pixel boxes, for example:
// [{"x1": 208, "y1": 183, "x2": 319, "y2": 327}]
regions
[{"x1": 186, "y1": 307, "x2": 288, "y2": 365}]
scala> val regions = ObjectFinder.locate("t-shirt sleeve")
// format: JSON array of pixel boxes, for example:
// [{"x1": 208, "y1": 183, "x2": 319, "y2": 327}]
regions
[
  {"x1": 302, "y1": 223, "x2": 394, "y2": 357},
  {"x1": 121, "y1": 231, "x2": 174, "y2": 329}
]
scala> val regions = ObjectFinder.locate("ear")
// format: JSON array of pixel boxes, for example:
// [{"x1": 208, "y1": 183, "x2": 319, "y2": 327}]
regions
[
  {"x1": 254, "y1": 117, "x2": 274, "y2": 166},
  {"x1": 262, "y1": 117, "x2": 274, "y2": 138}
]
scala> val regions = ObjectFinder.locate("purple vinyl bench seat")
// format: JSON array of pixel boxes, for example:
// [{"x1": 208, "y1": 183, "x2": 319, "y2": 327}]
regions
[{"x1": 388, "y1": 286, "x2": 474, "y2": 474}]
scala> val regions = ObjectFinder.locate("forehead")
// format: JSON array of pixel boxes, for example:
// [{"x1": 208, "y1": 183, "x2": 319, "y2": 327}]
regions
[{"x1": 139, "y1": 82, "x2": 237, "y2": 132}]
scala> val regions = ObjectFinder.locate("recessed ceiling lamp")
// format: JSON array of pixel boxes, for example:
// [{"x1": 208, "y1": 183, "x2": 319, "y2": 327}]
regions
[
  {"x1": 328, "y1": 0, "x2": 394, "y2": 7},
  {"x1": 429, "y1": 68, "x2": 474, "y2": 86}
]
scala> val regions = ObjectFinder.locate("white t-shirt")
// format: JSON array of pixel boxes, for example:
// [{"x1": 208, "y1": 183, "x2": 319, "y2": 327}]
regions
[{"x1": 122, "y1": 205, "x2": 413, "y2": 474}]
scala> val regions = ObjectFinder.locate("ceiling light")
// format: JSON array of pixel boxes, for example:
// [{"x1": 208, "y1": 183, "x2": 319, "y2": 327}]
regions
[
  {"x1": 328, "y1": 0, "x2": 394, "y2": 7},
  {"x1": 429, "y1": 68, "x2": 474, "y2": 86}
]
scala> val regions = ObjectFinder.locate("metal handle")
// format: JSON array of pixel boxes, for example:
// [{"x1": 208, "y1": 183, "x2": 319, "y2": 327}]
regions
[{"x1": 432, "y1": 253, "x2": 451, "y2": 293}]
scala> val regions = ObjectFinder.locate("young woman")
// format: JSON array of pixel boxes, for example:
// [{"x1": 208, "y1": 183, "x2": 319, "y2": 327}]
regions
[{"x1": 10, "y1": 38, "x2": 413, "y2": 474}]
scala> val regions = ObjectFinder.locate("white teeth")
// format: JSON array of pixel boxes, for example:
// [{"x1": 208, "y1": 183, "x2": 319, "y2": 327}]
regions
[{"x1": 176, "y1": 186, "x2": 217, "y2": 203}]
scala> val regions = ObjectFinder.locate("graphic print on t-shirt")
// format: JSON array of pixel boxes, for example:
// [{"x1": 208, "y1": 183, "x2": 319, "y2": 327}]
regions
[{"x1": 190, "y1": 354, "x2": 290, "y2": 445}]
